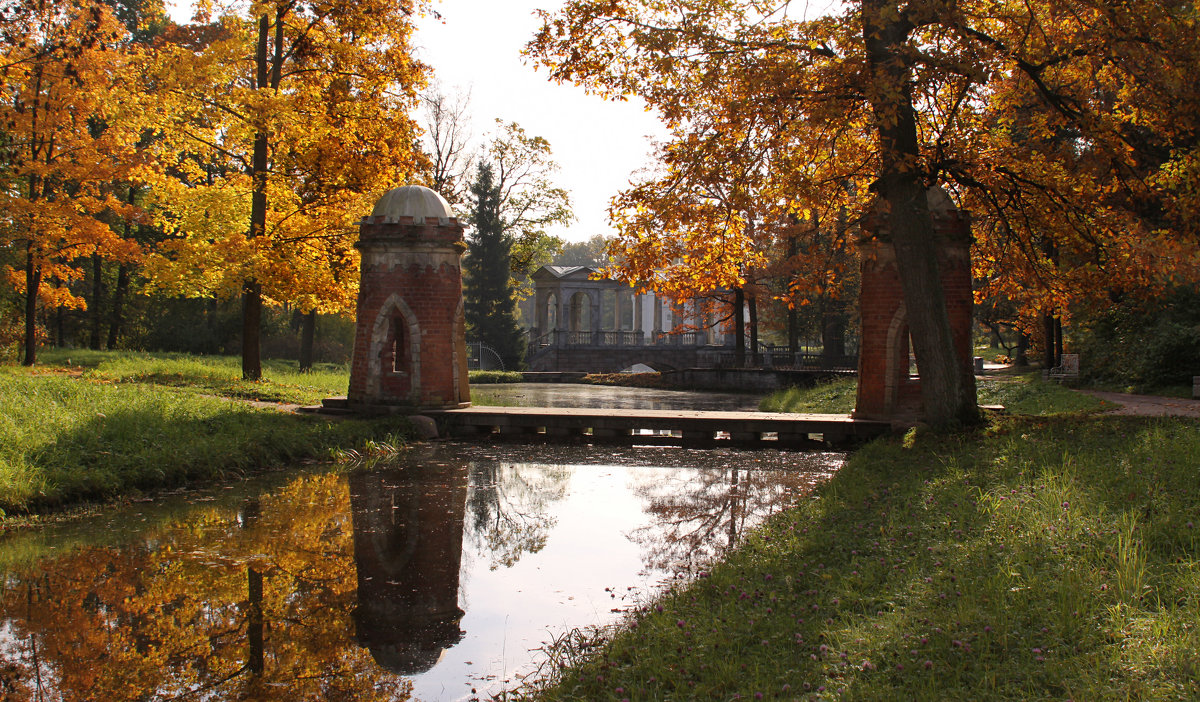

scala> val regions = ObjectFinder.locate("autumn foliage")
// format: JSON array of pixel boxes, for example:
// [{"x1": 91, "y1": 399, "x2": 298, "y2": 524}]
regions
[
  {"x1": 528, "y1": 0, "x2": 1200, "y2": 423},
  {"x1": 1, "y1": 0, "x2": 431, "y2": 374}
]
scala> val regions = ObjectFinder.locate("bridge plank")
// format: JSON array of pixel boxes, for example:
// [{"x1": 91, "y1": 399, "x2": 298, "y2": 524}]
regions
[{"x1": 426, "y1": 406, "x2": 891, "y2": 448}]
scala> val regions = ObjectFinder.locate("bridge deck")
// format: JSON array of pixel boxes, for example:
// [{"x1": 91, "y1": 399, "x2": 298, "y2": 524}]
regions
[{"x1": 427, "y1": 406, "x2": 891, "y2": 449}]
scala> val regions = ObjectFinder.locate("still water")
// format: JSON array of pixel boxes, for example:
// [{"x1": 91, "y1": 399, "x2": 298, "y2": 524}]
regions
[
  {"x1": 470, "y1": 382, "x2": 762, "y2": 412},
  {"x1": 0, "y1": 442, "x2": 841, "y2": 701}
]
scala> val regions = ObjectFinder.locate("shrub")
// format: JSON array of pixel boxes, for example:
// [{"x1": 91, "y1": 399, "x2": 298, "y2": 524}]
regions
[{"x1": 1073, "y1": 287, "x2": 1200, "y2": 389}]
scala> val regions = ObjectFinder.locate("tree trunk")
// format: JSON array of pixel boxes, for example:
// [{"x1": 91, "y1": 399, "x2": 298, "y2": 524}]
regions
[
  {"x1": 733, "y1": 288, "x2": 746, "y2": 367},
  {"x1": 243, "y1": 280, "x2": 263, "y2": 380},
  {"x1": 862, "y1": 0, "x2": 979, "y2": 427},
  {"x1": 89, "y1": 254, "x2": 104, "y2": 350},
  {"x1": 1042, "y1": 312, "x2": 1056, "y2": 369},
  {"x1": 241, "y1": 13, "x2": 272, "y2": 381},
  {"x1": 1016, "y1": 331, "x2": 1029, "y2": 367},
  {"x1": 107, "y1": 263, "x2": 128, "y2": 349},
  {"x1": 22, "y1": 245, "x2": 41, "y2": 366},
  {"x1": 299, "y1": 310, "x2": 316, "y2": 372},
  {"x1": 822, "y1": 306, "x2": 847, "y2": 366},
  {"x1": 748, "y1": 293, "x2": 759, "y2": 366},
  {"x1": 786, "y1": 226, "x2": 800, "y2": 355},
  {"x1": 1054, "y1": 318, "x2": 1063, "y2": 361},
  {"x1": 241, "y1": 498, "x2": 264, "y2": 675},
  {"x1": 53, "y1": 277, "x2": 66, "y2": 347}
]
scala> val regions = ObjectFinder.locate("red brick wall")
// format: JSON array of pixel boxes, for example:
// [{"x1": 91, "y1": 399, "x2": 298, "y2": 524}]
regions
[
  {"x1": 855, "y1": 209, "x2": 973, "y2": 422},
  {"x1": 347, "y1": 218, "x2": 470, "y2": 410}
]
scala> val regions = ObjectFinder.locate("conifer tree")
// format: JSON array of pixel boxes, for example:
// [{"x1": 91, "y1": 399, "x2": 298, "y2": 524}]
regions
[{"x1": 463, "y1": 164, "x2": 525, "y2": 370}]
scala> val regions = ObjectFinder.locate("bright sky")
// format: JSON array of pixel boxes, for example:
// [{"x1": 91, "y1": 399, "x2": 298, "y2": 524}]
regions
[{"x1": 414, "y1": 1, "x2": 668, "y2": 242}]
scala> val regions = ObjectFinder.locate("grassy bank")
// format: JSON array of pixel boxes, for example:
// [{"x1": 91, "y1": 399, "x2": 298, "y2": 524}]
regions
[
  {"x1": 36, "y1": 348, "x2": 349, "y2": 404},
  {"x1": 760, "y1": 373, "x2": 1111, "y2": 416},
  {"x1": 526, "y1": 380, "x2": 1198, "y2": 700},
  {"x1": 1, "y1": 352, "x2": 408, "y2": 515}
]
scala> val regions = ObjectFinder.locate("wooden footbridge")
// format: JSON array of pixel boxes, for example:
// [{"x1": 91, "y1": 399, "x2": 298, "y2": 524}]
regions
[{"x1": 425, "y1": 406, "x2": 890, "y2": 449}]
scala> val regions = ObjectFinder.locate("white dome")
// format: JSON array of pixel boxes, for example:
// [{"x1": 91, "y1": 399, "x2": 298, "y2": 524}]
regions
[{"x1": 370, "y1": 185, "x2": 455, "y2": 224}]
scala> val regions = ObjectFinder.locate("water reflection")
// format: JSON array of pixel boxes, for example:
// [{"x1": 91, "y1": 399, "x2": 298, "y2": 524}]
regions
[
  {"x1": 351, "y1": 464, "x2": 467, "y2": 675},
  {"x1": 473, "y1": 382, "x2": 761, "y2": 411},
  {"x1": 0, "y1": 444, "x2": 840, "y2": 701}
]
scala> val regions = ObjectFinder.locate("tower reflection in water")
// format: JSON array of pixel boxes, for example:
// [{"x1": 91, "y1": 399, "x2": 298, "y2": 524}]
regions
[{"x1": 349, "y1": 460, "x2": 469, "y2": 675}]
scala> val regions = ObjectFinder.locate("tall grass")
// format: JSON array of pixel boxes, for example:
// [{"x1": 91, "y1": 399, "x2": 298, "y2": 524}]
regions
[{"x1": 523, "y1": 414, "x2": 1200, "y2": 700}]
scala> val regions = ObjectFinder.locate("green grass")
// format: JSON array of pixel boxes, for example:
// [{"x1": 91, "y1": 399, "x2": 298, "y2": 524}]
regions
[
  {"x1": 524, "y1": 413, "x2": 1200, "y2": 700},
  {"x1": 37, "y1": 348, "x2": 349, "y2": 405},
  {"x1": 0, "y1": 352, "x2": 408, "y2": 514},
  {"x1": 760, "y1": 373, "x2": 1110, "y2": 417},
  {"x1": 759, "y1": 377, "x2": 859, "y2": 414},
  {"x1": 470, "y1": 370, "x2": 525, "y2": 384}
]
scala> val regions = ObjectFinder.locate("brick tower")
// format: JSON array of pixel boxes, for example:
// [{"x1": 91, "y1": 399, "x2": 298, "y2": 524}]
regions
[
  {"x1": 347, "y1": 185, "x2": 470, "y2": 411},
  {"x1": 854, "y1": 188, "x2": 974, "y2": 423}
]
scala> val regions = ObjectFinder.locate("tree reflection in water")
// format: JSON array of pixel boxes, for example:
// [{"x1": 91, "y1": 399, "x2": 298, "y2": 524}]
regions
[
  {"x1": 0, "y1": 444, "x2": 838, "y2": 701},
  {"x1": 0, "y1": 471, "x2": 410, "y2": 701},
  {"x1": 629, "y1": 464, "x2": 827, "y2": 573},
  {"x1": 464, "y1": 460, "x2": 572, "y2": 571}
]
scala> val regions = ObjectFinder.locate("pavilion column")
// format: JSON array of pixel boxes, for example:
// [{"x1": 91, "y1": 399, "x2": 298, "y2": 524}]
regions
[
  {"x1": 591, "y1": 292, "x2": 602, "y2": 339},
  {"x1": 534, "y1": 288, "x2": 548, "y2": 336},
  {"x1": 653, "y1": 295, "x2": 663, "y2": 337}
]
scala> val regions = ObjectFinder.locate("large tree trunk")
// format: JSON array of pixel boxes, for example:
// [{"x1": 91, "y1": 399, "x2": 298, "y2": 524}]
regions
[
  {"x1": 863, "y1": 0, "x2": 979, "y2": 427},
  {"x1": 299, "y1": 310, "x2": 316, "y2": 372},
  {"x1": 242, "y1": 13, "x2": 273, "y2": 381},
  {"x1": 89, "y1": 254, "x2": 104, "y2": 350}
]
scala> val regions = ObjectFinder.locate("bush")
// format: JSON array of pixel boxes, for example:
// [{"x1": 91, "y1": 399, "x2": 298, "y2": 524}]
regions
[
  {"x1": 1073, "y1": 288, "x2": 1200, "y2": 390},
  {"x1": 469, "y1": 370, "x2": 524, "y2": 384}
]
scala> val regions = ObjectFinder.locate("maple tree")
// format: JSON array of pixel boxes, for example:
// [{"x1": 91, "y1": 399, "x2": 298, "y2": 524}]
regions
[
  {"x1": 142, "y1": 0, "x2": 429, "y2": 379},
  {"x1": 0, "y1": 0, "x2": 149, "y2": 366},
  {"x1": 528, "y1": 0, "x2": 1200, "y2": 426}
]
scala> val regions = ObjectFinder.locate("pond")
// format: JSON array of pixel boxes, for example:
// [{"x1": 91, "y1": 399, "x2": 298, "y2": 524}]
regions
[
  {"x1": 469, "y1": 382, "x2": 763, "y2": 412},
  {"x1": 0, "y1": 441, "x2": 842, "y2": 701}
]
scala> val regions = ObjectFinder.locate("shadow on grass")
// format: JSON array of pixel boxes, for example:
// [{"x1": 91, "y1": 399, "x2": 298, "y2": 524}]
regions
[{"x1": 532, "y1": 414, "x2": 1200, "y2": 700}]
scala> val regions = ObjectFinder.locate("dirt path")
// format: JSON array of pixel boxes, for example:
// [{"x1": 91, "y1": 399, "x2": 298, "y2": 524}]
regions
[{"x1": 1078, "y1": 390, "x2": 1200, "y2": 419}]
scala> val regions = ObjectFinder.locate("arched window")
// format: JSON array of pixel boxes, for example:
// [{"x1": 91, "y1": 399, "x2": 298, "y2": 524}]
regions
[{"x1": 388, "y1": 315, "x2": 406, "y2": 374}]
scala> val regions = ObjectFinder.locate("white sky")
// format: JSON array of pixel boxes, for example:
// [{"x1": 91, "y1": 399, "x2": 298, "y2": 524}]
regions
[{"x1": 414, "y1": 0, "x2": 668, "y2": 242}]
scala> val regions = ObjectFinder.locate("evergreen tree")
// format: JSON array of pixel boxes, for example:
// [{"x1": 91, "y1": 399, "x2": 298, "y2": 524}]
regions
[{"x1": 464, "y1": 164, "x2": 525, "y2": 370}]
